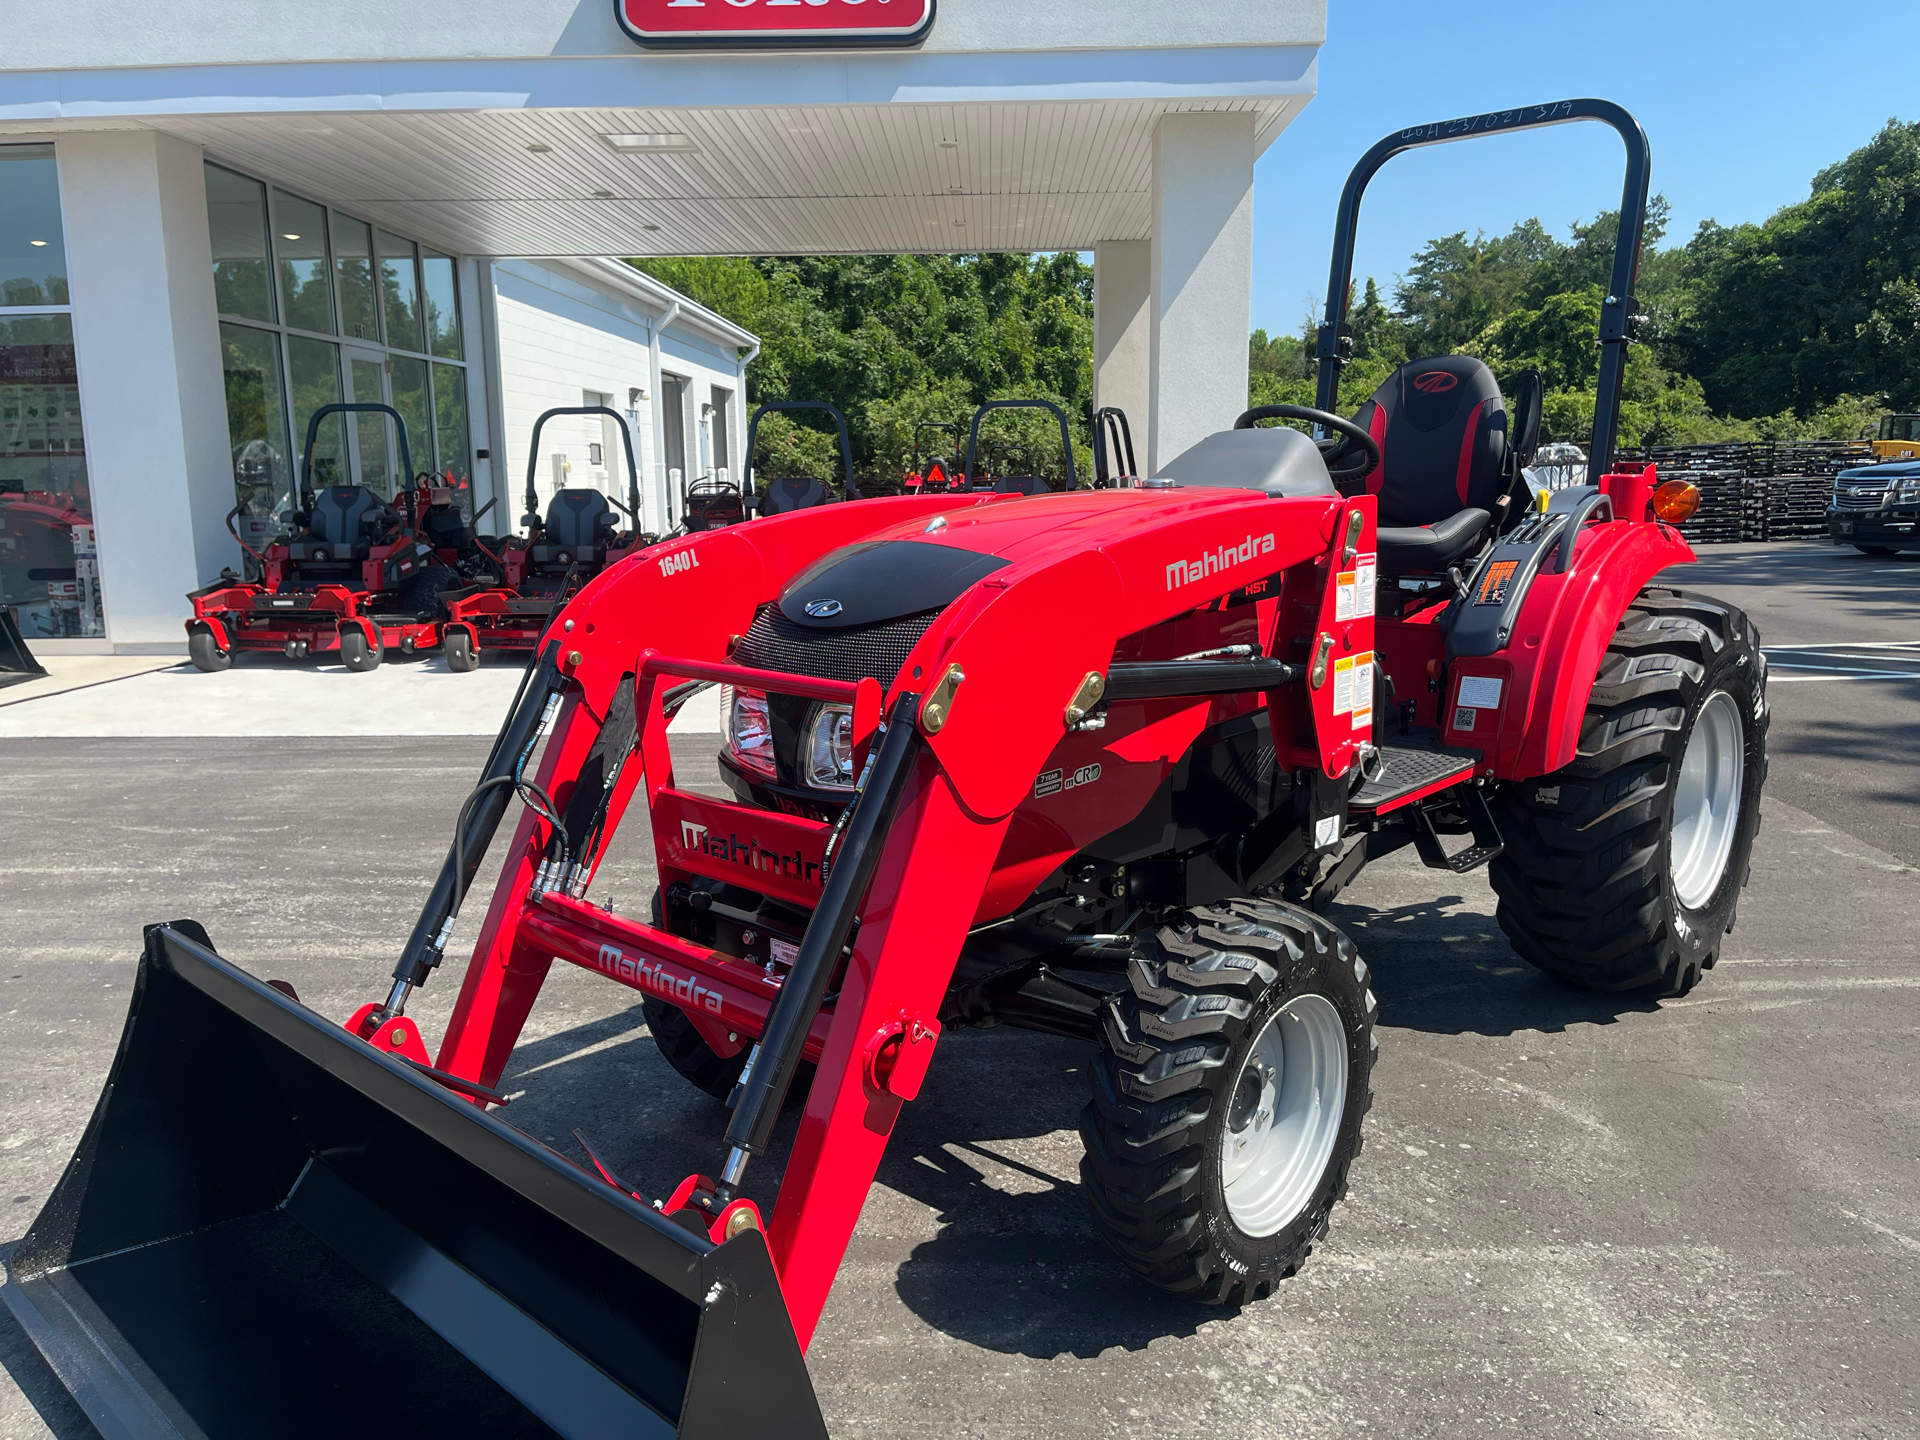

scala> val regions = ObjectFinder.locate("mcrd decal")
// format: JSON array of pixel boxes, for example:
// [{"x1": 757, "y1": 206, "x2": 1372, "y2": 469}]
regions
[
  {"x1": 1166, "y1": 533, "x2": 1275, "y2": 591},
  {"x1": 592, "y1": 942, "x2": 724, "y2": 1013}
]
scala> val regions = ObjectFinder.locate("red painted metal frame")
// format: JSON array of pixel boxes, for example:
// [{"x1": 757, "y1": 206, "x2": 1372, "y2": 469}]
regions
[{"x1": 410, "y1": 474, "x2": 1679, "y2": 1355}]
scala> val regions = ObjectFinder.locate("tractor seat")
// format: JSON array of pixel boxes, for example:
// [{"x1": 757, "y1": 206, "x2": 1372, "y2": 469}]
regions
[
  {"x1": 1150, "y1": 426, "x2": 1337, "y2": 498},
  {"x1": 288, "y1": 485, "x2": 390, "y2": 562},
  {"x1": 532, "y1": 488, "x2": 617, "y2": 563},
  {"x1": 1351, "y1": 355, "x2": 1515, "y2": 574},
  {"x1": 992, "y1": 476, "x2": 1051, "y2": 496},
  {"x1": 759, "y1": 477, "x2": 831, "y2": 515}
]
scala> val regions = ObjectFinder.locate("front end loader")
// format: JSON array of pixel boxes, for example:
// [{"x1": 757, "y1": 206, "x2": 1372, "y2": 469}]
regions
[{"x1": 5, "y1": 99, "x2": 1767, "y2": 1438}]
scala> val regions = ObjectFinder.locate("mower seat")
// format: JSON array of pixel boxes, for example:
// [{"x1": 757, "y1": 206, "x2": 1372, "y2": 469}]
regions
[
  {"x1": 288, "y1": 485, "x2": 389, "y2": 562},
  {"x1": 992, "y1": 476, "x2": 1051, "y2": 496},
  {"x1": 1151, "y1": 426, "x2": 1337, "y2": 498},
  {"x1": 1351, "y1": 355, "x2": 1512, "y2": 573},
  {"x1": 531, "y1": 488, "x2": 617, "y2": 563},
  {"x1": 419, "y1": 501, "x2": 468, "y2": 553},
  {"x1": 760, "y1": 477, "x2": 832, "y2": 515}
]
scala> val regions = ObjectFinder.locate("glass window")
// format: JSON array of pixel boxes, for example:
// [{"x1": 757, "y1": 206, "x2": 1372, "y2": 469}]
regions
[
  {"x1": 0, "y1": 145, "x2": 68, "y2": 308},
  {"x1": 422, "y1": 253, "x2": 462, "y2": 360},
  {"x1": 431, "y1": 362, "x2": 472, "y2": 490},
  {"x1": 348, "y1": 356, "x2": 392, "y2": 497},
  {"x1": 378, "y1": 231, "x2": 424, "y2": 353},
  {"x1": 1, "y1": 314, "x2": 99, "y2": 637},
  {"x1": 389, "y1": 356, "x2": 431, "y2": 486},
  {"x1": 333, "y1": 215, "x2": 379, "y2": 343},
  {"x1": 205, "y1": 165, "x2": 274, "y2": 323},
  {"x1": 287, "y1": 336, "x2": 345, "y2": 494},
  {"x1": 273, "y1": 191, "x2": 334, "y2": 336},
  {"x1": 218, "y1": 323, "x2": 292, "y2": 564}
]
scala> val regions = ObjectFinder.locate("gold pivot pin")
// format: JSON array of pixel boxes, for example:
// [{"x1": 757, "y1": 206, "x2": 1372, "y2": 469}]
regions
[
  {"x1": 919, "y1": 663, "x2": 965, "y2": 734},
  {"x1": 1341, "y1": 509, "x2": 1365, "y2": 566},
  {"x1": 1308, "y1": 632, "x2": 1336, "y2": 689},
  {"x1": 1064, "y1": 671, "x2": 1106, "y2": 727},
  {"x1": 725, "y1": 1206, "x2": 759, "y2": 1239}
]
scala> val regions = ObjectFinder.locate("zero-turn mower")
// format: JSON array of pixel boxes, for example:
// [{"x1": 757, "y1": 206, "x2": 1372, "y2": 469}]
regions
[
  {"x1": 6, "y1": 100, "x2": 1768, "y2": 1439},
  {"x1": 185, "y1": 403, "x2": 486, "y2": 672},
  {"x1": 441, "y1": 406, "x2": 653, "y2": 669}
]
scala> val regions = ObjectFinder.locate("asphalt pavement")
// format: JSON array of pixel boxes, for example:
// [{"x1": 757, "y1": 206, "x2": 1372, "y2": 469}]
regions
[{"x1": 2, "y1": 540, "x2": 1914, "y2": 1439}]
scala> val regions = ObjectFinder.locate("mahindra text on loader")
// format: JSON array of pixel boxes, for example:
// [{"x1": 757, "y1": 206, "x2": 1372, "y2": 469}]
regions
[{"x1": 3, "y1": 100, "x2": 1768, "y2": 1439}]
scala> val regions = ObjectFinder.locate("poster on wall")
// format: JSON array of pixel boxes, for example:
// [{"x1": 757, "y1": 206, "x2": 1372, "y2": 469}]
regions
[{"x1": 615, "y1": 0, "x2": 935, "y2": 49}]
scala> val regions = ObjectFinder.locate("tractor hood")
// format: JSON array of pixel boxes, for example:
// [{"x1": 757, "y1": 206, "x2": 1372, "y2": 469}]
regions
[{"x1": 778, "y1": 539, "x2": 1010, "y2": 629}]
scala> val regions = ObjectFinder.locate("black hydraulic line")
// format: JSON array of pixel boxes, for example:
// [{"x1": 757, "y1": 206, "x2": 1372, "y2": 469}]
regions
[
  {"x1": 521, "y1": 406, "x2": 644, "y2": 530},
  {"x1": 1313, "y1": 99, "x2": 1650, "y2": 484},
  {"x1": 299, "y1": 402, "x2": 416, "y2": 510},
  {"x1": 725, "y1": 694, "x2": 923, "y2": 1158},
  {"x1": 392, "y1": 642, "x2": 568, "y2": 990},
  {"x1": 964, "y1": 399, "x2": 1078, "y2": 490},
  {"x1": 744, "y1": 400, "x2": 859, "y2": 503},
  {"x1": 1105, "y1": 657, "x2": 1298, "y2": 700}
]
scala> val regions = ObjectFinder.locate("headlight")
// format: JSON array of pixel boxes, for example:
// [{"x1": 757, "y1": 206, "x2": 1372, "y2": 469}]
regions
[
  {"x1": 721, "y1": 685, "x2": 776, "y2": 779},
  {"x1": 804, "y1": 704, "x2": 857, "y2": 790},
  {"x1": 1896, "y1": 477, "x2": 1920, "y2": 504}
]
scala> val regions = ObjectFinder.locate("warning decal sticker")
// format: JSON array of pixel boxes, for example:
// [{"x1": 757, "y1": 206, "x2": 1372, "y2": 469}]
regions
[
  {"x1": 1335, "y1": 570, "x2": 1358, "y2": 621},
  {"x1": 1475, "y1": 559, "x2": 1519, "y2": 606}
]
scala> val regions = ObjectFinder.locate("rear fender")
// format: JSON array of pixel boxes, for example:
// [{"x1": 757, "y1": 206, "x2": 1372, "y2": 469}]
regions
[{"x1": 1443, "y1": 517, "x2": 1694, "y2": 778}]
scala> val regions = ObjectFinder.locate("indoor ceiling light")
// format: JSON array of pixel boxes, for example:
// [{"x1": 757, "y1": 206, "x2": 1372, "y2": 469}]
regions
[
  {"x1": 937, "y1": 140, "x2": 959, "y2": 149},
  {"x1": 642, "y1": 223, "x2": 661, "y2": 232},
  {"x1": 602, "y1": 133, "x2": 699, "y2": 154},
  {"x1": 526, "y1": 142, "x2": 552, "y2": 154},
  {"x1": 29, "y1": 239, "x2": 48, "y2": 246},
  {"x1": 282, "y1": 233, "x2": 301, "y2": 240},
  {"x1": 591, "y1": 189, "x2": 615, "y2": 199}
]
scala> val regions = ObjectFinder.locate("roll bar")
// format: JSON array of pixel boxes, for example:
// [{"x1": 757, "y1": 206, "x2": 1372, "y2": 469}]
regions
[
  {"x1": 964, "y1": 400, "x2": 1078, "y2": 490},
  {"x1": 1091, "y1": 406, "x2": 1137, "y2": 487},
  {"x1": 300, "y1": 402, "x2": 415, "y2": 509},
  {"x1": 1314, "y1": 99, "x2": 1651, "y2": 485},
  {"x1": 745, "y1": 401, "x2": 859, "y2": 503},
  {"x1": 522, "y1": 407, "x2": 643, "y2": 532}
]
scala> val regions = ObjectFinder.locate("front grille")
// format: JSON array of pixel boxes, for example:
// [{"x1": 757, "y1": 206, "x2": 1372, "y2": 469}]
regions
[
  {"x1": 733, "y1": 604, "x2": 940, "y2": 687},
  {"x1": 1833, "y1": 486, "x2": 1889, "y2": 510}
]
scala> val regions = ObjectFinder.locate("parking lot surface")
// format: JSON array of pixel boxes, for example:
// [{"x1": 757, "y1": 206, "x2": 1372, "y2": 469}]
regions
[{"x1": 2, "y1": 542, "x2": 1914, "y2": 1439}]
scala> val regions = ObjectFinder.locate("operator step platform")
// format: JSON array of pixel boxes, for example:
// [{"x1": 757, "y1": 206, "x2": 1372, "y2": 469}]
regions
[{"x1": 1349, "y1": 736, "x2": 1480, "y2": 814}]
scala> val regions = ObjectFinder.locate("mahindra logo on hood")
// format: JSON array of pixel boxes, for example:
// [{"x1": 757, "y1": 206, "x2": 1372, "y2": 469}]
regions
[
  {"x1": 1412, "y1": 370, "x2": 1459, "y2": 393},
  {"x1": 617, "y1": 0, "x2": 936, "y2": 48}
]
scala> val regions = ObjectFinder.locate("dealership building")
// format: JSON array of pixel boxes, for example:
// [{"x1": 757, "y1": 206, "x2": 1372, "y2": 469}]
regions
[{"x1": 0, "y1": 0, "x2": 1322, "y2": 653}]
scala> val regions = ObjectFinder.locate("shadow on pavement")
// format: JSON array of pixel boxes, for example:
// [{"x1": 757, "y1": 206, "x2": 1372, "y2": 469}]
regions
[{"x1": 1332, "y1": 891, "x2": 1659, "y2": 1037}]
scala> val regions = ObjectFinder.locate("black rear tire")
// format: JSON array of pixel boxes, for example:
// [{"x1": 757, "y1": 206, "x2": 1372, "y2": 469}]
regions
[
  {"x1": 1489, "y1": 588, "x2": 1768, "y2": 996},
  {"x1": 188, "y1": 629, "x2": 231, "y2": 673},
  {"x1": 339, "y1": 627, "x2": 382, "y2": 672},
  {"x1": 1854, "y1": 545, "x2": 1896, "y2": 556},
  {"x1": 1079, "y1": 899, "x2": 1375, "y2": 1305}
]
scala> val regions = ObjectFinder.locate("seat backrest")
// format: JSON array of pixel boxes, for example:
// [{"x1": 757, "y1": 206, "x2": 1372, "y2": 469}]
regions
[
  {"x1": 308, "y1": 486, "x2": 384, "y2": 546},
  {"x1": 544, "y1": 488, "x2": 616, "y2": 550},
  {"x1": 991, "y1": 475, "x2": 1051, "y2": 496},
  {"x1": 760, "y1": 477, "x2": 831, "y2": 515},
  {"x1": 1152, "y1": 426, "x2": 1336, "y2": 498},
  {"x1": 420, "y1": 502, "x2": 467, "y2": 551},
  {"x1": 1352, "y1": 355, "x2": 1511, "y2": 527}
]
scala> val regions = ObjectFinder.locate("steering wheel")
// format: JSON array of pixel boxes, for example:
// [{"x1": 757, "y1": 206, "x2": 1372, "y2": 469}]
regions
[{"x1": 1234, "y1": 404, "x2": 1381, "y2": 488}]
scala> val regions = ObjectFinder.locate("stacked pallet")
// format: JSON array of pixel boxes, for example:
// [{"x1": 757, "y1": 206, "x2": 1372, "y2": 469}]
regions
[{"x1": 1609, "y1": 441, "x2": 1874, "y2": 543}]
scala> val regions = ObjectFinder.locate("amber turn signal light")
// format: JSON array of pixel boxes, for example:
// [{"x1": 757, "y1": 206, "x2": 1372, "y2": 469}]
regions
[{"x1": 1650, "y1": 480, "x2": 1700, "y2": 524}]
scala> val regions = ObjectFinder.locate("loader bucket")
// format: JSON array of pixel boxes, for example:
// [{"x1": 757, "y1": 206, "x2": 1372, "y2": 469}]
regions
[{"x1": 0, "y1": 921, "x2": 826, "y2": 1440}]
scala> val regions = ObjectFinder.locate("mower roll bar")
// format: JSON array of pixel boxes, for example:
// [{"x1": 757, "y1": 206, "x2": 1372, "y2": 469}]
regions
[
  {"x1": 300, "y1": 401, "x2": 415, "y2": 510},
  {"x1": 744, "y1": 401, "x2": 859, "y2": 505},
  {"x1": 1315, "y1": 98, "x2": 1651, "y2": 486},
  {"x1": 1091, "y1": 406, "x2": 1138, "y2": 487},
  {"x1": 964, "y1": 399, "x2": 1078, "y2": 490},
  {"x1": 523, "y1": 406, "x2": 643, "y2": 530}
]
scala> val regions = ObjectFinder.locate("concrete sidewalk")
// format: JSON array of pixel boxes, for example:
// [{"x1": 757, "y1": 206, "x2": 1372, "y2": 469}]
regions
[{"x1": 0, "y1": 652, "x2": 722, "y2": 737}]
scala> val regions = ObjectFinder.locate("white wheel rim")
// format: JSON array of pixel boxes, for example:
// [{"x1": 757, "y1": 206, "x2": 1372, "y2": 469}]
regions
[
  {"x1": 1220, "y1": 992, "x2": 1348, "y2": 1238},
  {"x1": 1669, "y1": 689, "x2": 1745, "y2": 910}
]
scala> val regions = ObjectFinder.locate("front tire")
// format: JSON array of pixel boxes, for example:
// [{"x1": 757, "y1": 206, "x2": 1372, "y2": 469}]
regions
[
  {"x1": 1490, "y1": 588, "x2": 1768, "y2": 995},
  {"x1": 339, "y1": 626, "x2": 382, "y2": 672},
  {"x1": 188, "y1": 629, "x2": 231, "y2": 672},
  {"x1": 444, "y1": 628, "x2": 478, "y2": 673},
  {"x1": 1079, "y1": 899, "x2": 1376, "y2": 1305}
]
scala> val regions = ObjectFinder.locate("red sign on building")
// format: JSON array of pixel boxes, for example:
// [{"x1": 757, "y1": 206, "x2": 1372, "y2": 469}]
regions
[{"x1": 616, "y1": 0, "x2": 936, "y2": 49}]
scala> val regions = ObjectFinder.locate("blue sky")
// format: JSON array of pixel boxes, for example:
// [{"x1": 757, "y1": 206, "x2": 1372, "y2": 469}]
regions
[{"x1": 1250, "y1": 0, "x2": 1920, "y2": 336}]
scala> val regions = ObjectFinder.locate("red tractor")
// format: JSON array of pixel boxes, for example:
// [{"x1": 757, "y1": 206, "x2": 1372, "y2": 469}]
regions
[
  {"x1": 7, "y1": 100, "x2": 1766, "y2": 1438},
  {"x1": 441, "y1": 405, "x2": 653, "y2": 669},
  {"x1": 185, "y1": 402, "x2": 488, "y2": 671}
]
